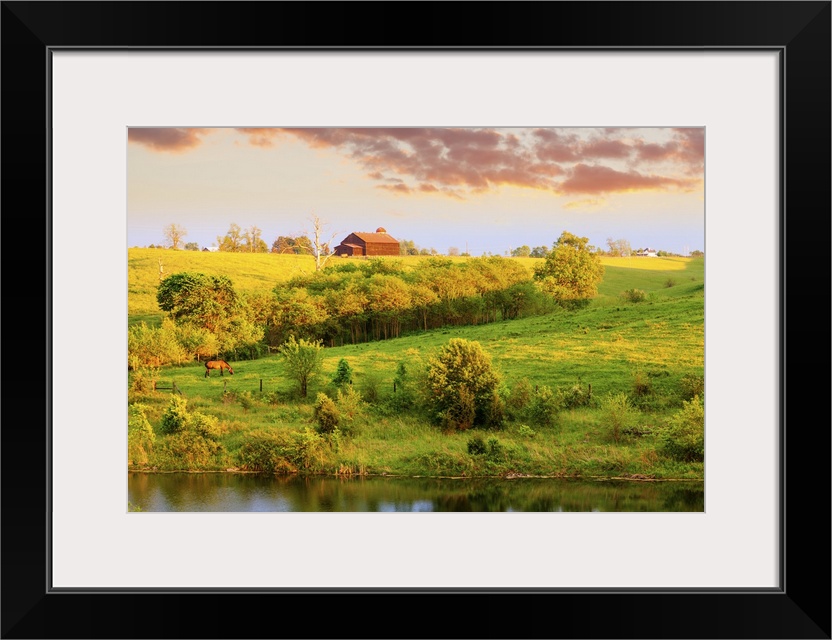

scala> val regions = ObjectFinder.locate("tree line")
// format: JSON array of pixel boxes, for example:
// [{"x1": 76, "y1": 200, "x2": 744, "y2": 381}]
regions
[{"x1": 129, "y1": 231, "x2": 606, "y2": 368}]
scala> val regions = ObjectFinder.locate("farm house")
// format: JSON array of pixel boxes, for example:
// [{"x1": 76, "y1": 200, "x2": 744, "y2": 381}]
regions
[{"x1": 333, "y1": 227, "x2": 400, "y2": 257}]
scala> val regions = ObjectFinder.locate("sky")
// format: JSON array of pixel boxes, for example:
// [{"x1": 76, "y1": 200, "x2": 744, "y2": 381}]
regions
[{"x1": 127, "y1": 127, "x2": 704, "y2": 256}]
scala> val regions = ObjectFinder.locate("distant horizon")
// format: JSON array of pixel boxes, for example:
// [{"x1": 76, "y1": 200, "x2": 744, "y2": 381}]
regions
[{"x1": 128, "y1": 127, "x2": 704, "y2": 256}]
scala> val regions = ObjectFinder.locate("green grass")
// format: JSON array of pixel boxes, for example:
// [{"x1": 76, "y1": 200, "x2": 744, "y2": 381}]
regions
[{"x1": 128, "y1": 254, "x2": 704, "y2": 480}]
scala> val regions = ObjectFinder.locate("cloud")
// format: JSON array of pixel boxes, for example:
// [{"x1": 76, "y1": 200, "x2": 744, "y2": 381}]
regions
[
  {"x1": 236, "y1": 128, "x2": 282, "y2": 147},
  {"x1": 563, "y1": 198, "x2": 606, "y2": 210},
  {"x1": 129, "y1": 126, "x2": 704, "y2": 199},
  {"x1": 128, "y1": 128, "x2": 214, "y2": 152},
  {"x1": 559, "y1": 163, "x2": 698, "y2": 195}
]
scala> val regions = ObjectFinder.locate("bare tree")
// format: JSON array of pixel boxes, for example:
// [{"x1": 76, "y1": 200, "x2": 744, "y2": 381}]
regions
[
  {"x1": 163, "y1": 223, "x2": 187, "y2": 250},
  {"x1": 307, "y1": 214, "x2": 340, "y2": 271}
]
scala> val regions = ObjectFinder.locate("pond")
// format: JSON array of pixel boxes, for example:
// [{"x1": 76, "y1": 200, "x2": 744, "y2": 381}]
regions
[{"x1": 128, "y1": 472, "x2": 704, "y2": 512}]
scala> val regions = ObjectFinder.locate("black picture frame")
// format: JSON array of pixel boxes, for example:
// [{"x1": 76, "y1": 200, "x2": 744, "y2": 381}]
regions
[{"x1": 2, "y1": 2, "x2": 829, "y2": 638}]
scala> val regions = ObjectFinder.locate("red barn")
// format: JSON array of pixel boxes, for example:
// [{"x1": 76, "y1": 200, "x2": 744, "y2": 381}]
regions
[{"x1": 334, "y1": 227, "x2": 399, "y2": 257}]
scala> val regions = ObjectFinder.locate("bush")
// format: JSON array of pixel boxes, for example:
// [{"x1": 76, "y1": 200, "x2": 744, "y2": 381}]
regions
[
  {"x1": 236, "y1": 430, "x2": 296, "y2": 473},
  {"x1": 664, "y1": 278, "x2": 677, "y2": 288},
  {"x1": 335, "y1": 385, "x2": 365, "y2": 436},
  {"x1": 599, "y1": 392, "x2": 638, "y2": 443},
  {"x1": 289, "y1": 428, "x2": 327, "y2": 469},
  {"x1": 679, "y1": 373, "x2": 705, "y2": 401},
  {"x1": 467, "y1": 434, "x2": 487, "y2": 455},
  {"x1": 517, "y1": 424, "x2": 536, "y2": 439},
  {"x1": 621, "y1": 288, "x2": 647, "y2": 303},
  {"x1": 556, "y1": 380, "x2": 593, "y2": 409},
  {"x1": 332, "y1": 358, "x2": 353, "y2": 387},
  {"x1": 527, "y1": 385, "x2": 560, "y2": 428},
  {"x1": 187, "y1": 411, "x2": 222, "y2": 441},
  {"x1": 130, "y1": 365, "x2": 160, "y2": 393},
  {"x1": 631, "y1": 370, "x2": 653, "y2": 399},
  {"x1": 360, "y1": 370, "x2": 385, "y2": 404},
  {"x1": 128, "y1": 403, "x2": 156, "y2": 466},
  {"x1": 237, "y1": 390, "x2": 255, "y2": 412},
  {"x1": 154, "y1": 430, "x2": 223, "y2": 469},
  {"x1": 388, "y1": 361, "x2": 416, "y2": 411},
  {"x1": 660, "y1": 395, "x2": 704, "y2": 462},
  {"x1": 160, "y1": 395, "x2": 189, "y2": 435},
  {"x1": 314, "y1": 392, "x2": 340, "y2": 434},
  {"x1": 426, "y1": 338, "x2": 501, "y2": 431},
  {"x1": 505, "y1": 378, "x2": 533, "y2": 420}
]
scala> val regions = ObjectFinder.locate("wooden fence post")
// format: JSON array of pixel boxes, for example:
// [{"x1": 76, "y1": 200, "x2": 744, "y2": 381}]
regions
[{"x1": 260, "y1": 379, "x2": 263, "y2": 393}]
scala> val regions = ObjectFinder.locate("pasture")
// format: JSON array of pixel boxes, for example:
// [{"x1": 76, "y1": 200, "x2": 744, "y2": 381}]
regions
[{"x1": 128, "y1": 252, "x2": 704, "y2": 480}]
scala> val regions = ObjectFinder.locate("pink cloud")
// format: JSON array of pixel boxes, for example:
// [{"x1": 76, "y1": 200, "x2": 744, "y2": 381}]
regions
[
  {"x1": 128, "y1": 128, "x2": 214, "y2": 152},
  {"x1": 559, "y1": 163, "x2": 697, "y2": 195},
  {"x1": 129, "y1": 126, "x2": 704, "y2": 199}
]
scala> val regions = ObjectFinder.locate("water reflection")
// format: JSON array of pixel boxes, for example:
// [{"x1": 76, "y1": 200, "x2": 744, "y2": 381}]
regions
[{"x1": 128, "y1": 472, "x2": 704, "y2": 512}]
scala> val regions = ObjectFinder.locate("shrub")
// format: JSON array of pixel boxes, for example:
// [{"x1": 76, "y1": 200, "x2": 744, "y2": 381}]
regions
[
  {"x1": 388, "y1": 361, "x2": 416, "y2": 411},
  {"x1": 237, "y1": 390, "x2": 254, "y2": 412},
  {"x1": 127, "y1": 403, "x2": 156, "y2": 466},
  {"x1": 360, "y1": 370, "x2": 385, "y2": 404},
  {"x1": 426, "y1": 338, "x2": 501, "y2": 431},
  {"x1": 679, "y1": 373, "x2": 705, "y2": 401},
  {"x1": 556, "y1": 380, "x2": 593, "y2": 409},
  {"x1": 599, "y1": 392, "x2": 638, "y2": 443},
  {"x1": 332, "y1": 358, "x2": 353, "y2": 387},
  {"x1": 187, "y1": 411, "x2": 222, "y2": 441},
  {"x1": 664, "y1": 278, "x2": 677, "y2": 288},
  {"x1": 130, "y1": 365, "x2": 160, "y2": 393},
  {"x1": 505, "y1": 378, "x2": 533, "y2": 420},
  {"x1": 517, "y1": 424, "x2": 536, "y2": 439},
  {"x1": 289, "y1": 428, "x2": 327, "y2": 469},
  {"x1": 467, "y1": 434, "x2": 487, "y2": 455},
  {"x1": 236, "y1": 430, "x2": 296, "y2": 473},
  {"x1": 314, "y1": 392, "x2": 340, "y2": 434},
  {"x1": 485, "y1": 437, "x2": 505, "y2": 461},
  {"x1": 154, "y1": 430, "x2": 222, "y2": 469},
  {"x1": 160, "y1": 395, "x2": 189, "y2": 435},
  {"x1": 527, "y1": 385, "x2": 560, "y2": 428},
  {"x1": 482, "y1": 389, "x2": 506, "y2": 430},
  {"x1": 335, "y1": 385, "x2": 365, "y2": 436},
  {"x1": 621, "y1": 288, "x2": 647, "y2": 303},
  {"x1": 631, "y1": 370, "x2": 652, "y2": 399},
  {"x1": 660, "y1": 395, "x2": 705, "y2": 462}
]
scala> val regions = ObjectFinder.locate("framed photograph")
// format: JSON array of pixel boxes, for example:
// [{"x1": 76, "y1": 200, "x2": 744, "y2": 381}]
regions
[{"x1": 3, "y1": 2, "x2": 829, "y2": 639}]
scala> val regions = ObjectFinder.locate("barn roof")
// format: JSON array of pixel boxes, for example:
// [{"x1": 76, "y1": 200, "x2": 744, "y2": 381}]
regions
[{"x1": 352, "y1": 231, "x2": 398, "y2": 243}]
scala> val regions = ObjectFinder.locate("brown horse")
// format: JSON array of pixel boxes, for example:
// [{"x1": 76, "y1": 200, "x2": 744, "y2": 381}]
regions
[{"x1": 205, "y1": 360, "x2": 234, "y2": 377}]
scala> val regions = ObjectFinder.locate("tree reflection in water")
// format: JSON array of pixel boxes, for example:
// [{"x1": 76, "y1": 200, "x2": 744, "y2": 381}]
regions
[{"x1": 128, "y1": 472, "x2": 704, "y2": 513}]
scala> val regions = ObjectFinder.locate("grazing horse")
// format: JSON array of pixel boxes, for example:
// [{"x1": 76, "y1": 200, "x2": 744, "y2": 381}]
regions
[{"x1": 205, "y1": 360, "x2": 234, "y2": 377}]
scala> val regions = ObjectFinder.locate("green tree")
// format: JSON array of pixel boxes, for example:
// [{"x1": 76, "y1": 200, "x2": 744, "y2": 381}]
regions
[
  {"x1": 511, "y1": 245, "x2": 531, "y2": 257},
  {"x1": 278, "y1": 335, "x2": 324, "y2": 398},
  {"x1": 530, "y1": 245, "x2": 549, "y2": 258},
  {"x1": 184, "y1": 242, "x2": 200, "y2": 251},
  {"x1": 156, "y1": 272, "x2": 263, "y2": 358},
  {"x1": 157, "y1": 272, "x2": 239, "y2": 333},
  {"x1": 332, "y1": 358, "x2": 353, "y2": 387},
  {"x1": 425, "y1": 338, "x2": 502, "y2": 431},
  {"x1": 533, "y1": 231, "x2": 605, "y2": 309}
]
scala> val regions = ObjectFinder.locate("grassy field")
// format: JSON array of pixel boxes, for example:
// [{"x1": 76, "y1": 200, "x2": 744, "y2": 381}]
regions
[{"x1": 128, "y1": 252, "x2": 704, "y2": 480}]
